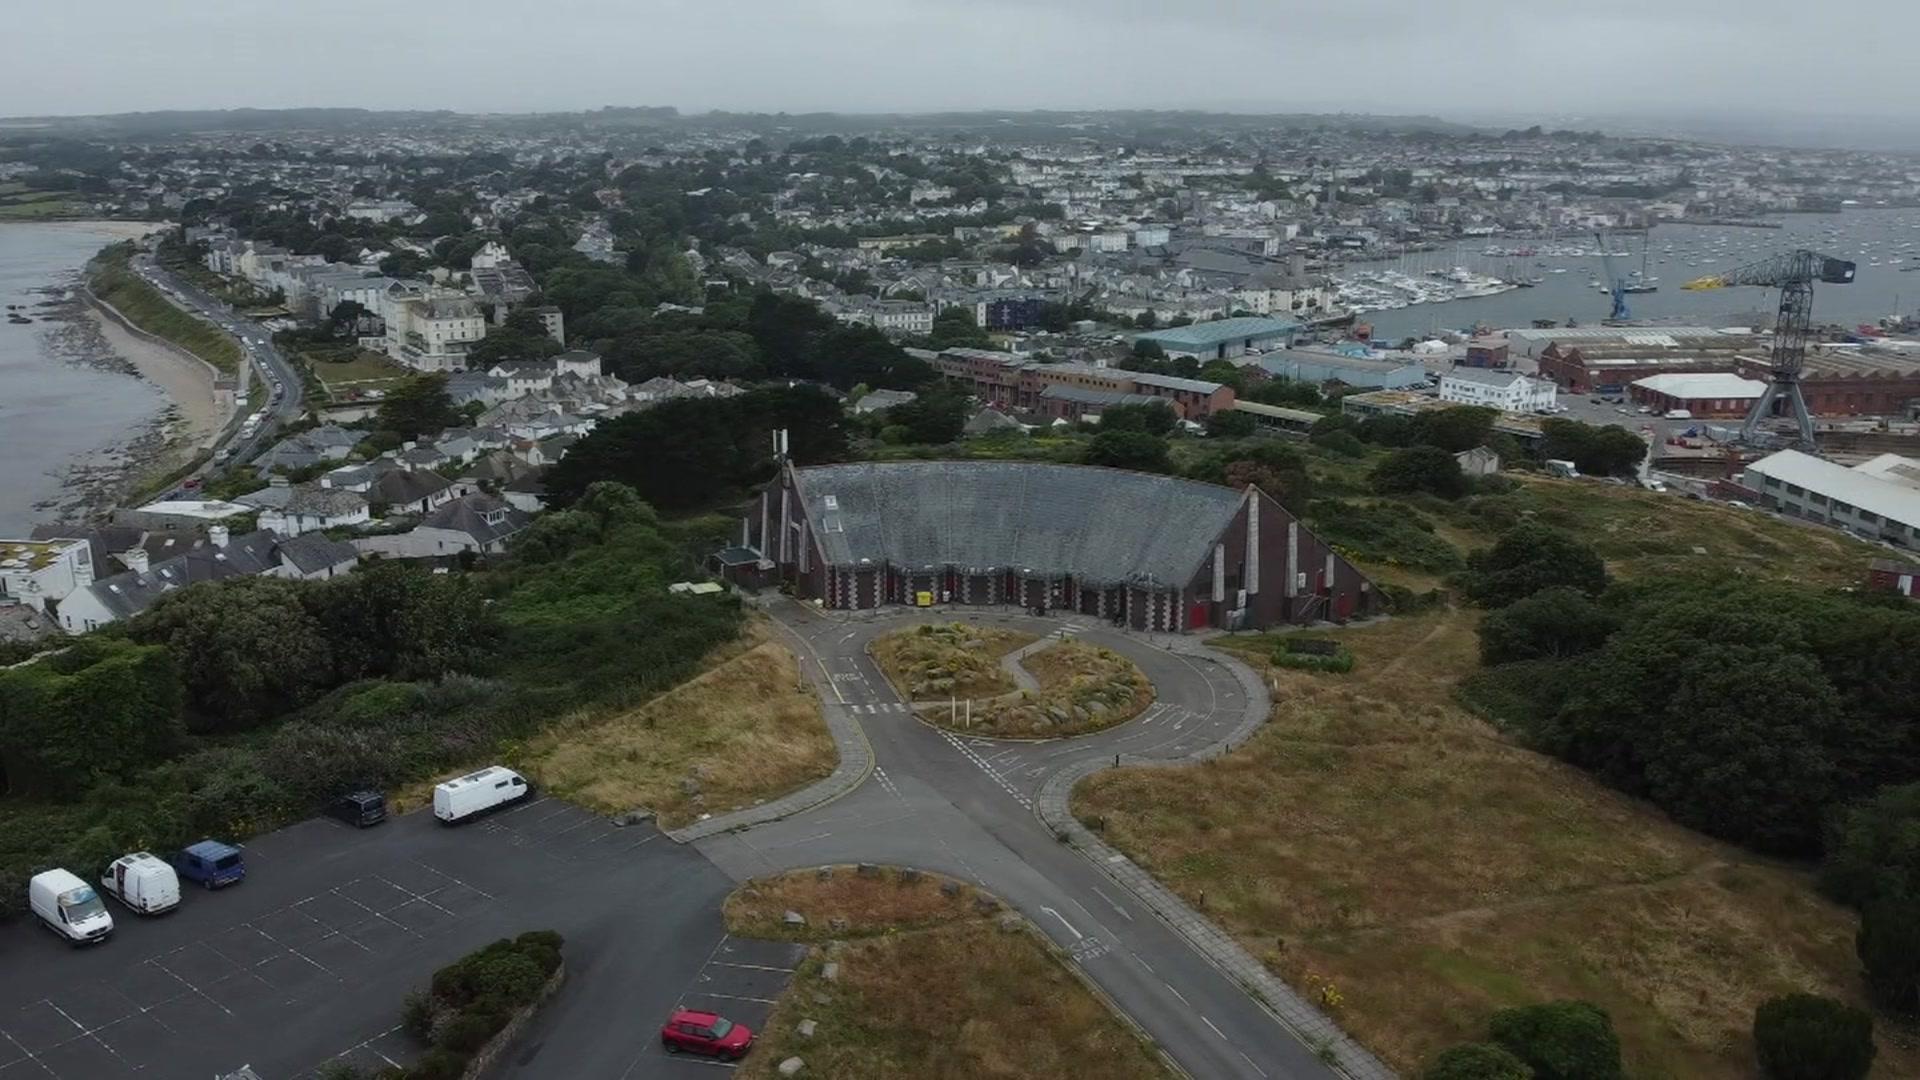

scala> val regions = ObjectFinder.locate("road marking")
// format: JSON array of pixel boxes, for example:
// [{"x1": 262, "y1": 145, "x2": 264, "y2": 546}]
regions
[
  {"x1": 1202, "y1": 1015, "x2": 1227, "y2": 1039},
  {"x1": 1090, "y1": 885, "x2": 1134, "y2": 921},
  {"x1": 1240, "y1": 1050, "x2": 1270, "y2": 1077},
  {"x1": 1165, "y1": 983, "x2": 1190, "y2": 1005},
  {"x1": 1132, "y1": 954, "x2": 1155, "y2": 974},
  {"x1": 818, "y1": 658, "x2": 846, "y2": 703},
  {"x1": 692, "y1": 991, "x2": 780, "y2": 1005},
  {"x1": 1040, "y1": 906, "x2": 1083, "y2": 940},
  {"x1": 712, "y1": 961, "x2": 796, "y2": 974}
]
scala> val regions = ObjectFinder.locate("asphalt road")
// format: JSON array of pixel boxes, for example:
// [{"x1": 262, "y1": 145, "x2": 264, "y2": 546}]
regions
[
  {"x1": 698, "y1": 603, "x2": 1341, "y2": 1080},
  {"x1": 127, "y1": 251, "x2": 304, "y2": 476},
  {"x1": 0, "y1": 800, "x2": 741, "y2": 1080}
]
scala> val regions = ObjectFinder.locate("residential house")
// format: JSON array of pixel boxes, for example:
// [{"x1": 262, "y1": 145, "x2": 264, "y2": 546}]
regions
[
  {"x1": 238, "y1": 478, "x2": 371, "y2": 537},
  {"x1": 367, "y1": 469, "x2": 457, "y2": 516},
  {"x1": 351, "y1": 493, "x2": 532, "y2": 559},
  {"x1": 852, "y1": 389, "x2": 918, "y2": 414},
  {"x1": 0, "y1": 538, "x2": 94, "y2": 614}
]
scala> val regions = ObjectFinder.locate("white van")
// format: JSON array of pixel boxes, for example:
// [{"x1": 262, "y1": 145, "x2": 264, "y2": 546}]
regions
[
  {"x1": 100, "y1": 853, "x2": 181, "y2": 915},
  {"x1": 1664, "y1": 409, "x2": 1693, "y2": 420},
  {"x1": 29, "y1": 869, "x2": 114, "y2": 945},
  {"x1": 433, "y1": 766, "x2": 531, "y2": 824}
]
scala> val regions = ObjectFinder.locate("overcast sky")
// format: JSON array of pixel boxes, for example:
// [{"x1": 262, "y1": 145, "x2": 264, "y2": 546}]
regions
[{"x1": 7, "y1": 0, "x2": 1916, "y2": 123}]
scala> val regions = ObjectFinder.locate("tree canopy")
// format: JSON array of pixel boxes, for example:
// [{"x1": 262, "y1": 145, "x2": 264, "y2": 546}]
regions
[
  {"x1": 373, "y1": 373, "x2": 463, "y2": 440},
  {"x1": 1461, "y1": 523, "x2": 1609, "y2": 607},
  {"x1": 1084, "y1": 429, "x2": 1173, "y2": 474},
  {"x1": 1371, "y1": 445, "x2": 1468, "y2": 499}
]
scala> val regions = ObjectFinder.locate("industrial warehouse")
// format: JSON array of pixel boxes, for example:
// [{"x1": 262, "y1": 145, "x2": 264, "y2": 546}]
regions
[{"x1": 728, "y1": 461, "x2": 1378, "y2": 630}]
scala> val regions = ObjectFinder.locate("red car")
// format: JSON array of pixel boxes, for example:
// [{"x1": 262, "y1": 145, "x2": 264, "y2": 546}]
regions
[{"x1": 661, "y1": 1007, "x2": 754, "y2": 1059}]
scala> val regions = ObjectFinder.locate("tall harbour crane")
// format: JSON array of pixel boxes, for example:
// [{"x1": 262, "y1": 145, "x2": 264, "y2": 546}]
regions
[
  {"x1": 1594, "y1": 231, "x2": 1630, "y2": 321},
  {"x1": 1682, "y1": 250, "x2": 1856, "y2": 448}
]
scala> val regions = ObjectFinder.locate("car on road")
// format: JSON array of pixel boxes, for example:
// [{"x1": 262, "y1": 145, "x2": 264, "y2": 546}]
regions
[{"x1": 661, "y1": 1008, "x2": 754, "y2": 1059}]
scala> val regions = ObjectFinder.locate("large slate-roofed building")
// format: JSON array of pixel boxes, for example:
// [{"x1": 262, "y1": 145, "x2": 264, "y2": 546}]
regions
[{"x1": 737, "y1": 461, "x2": 1376, "y2": 630}]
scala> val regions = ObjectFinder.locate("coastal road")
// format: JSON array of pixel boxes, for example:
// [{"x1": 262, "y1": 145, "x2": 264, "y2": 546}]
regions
[
  {"x1": 696, "y1": 602, "x2": 1362, "y2": 1080},
  {"x1": 127, "y1": 251, "x2": 303, "y2": 474}
]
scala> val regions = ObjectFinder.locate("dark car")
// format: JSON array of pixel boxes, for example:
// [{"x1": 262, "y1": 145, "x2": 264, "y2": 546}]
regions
[
  {"x1": 173, "y1": 840, "x2": 245, "y2": 889},
  {"x1": 661, "y1": 1008, "x2": 754, "y2": 1060},
  {"x1": 326, "y1": 790, "x2": 388, "y2": 828}
]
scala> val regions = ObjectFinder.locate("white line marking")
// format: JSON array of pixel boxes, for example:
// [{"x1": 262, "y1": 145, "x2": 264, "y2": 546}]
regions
[
  {"x1": 1165, "y1": 983, "x2": 1190, "y2": 1005},
  {"x1": 1202, "y1": 1015, "x2": 1227, "y2": 1039},
  {"x1": 693, "y1": 991, "x2": 779, "y2": 1005},
  {"x1": 1133, "y1": 954, "x2": 1155, "y2": 974},
  {"x1": 1040, "y1": 906, "x2": 1083, "y2": 940},
  {"x1": 818, "y1": 658, "x2": 846, "y2": 703},
  {"x1": 1090, "y1": 885, "x2": 1134, "y2": 921},
  {"x1": 1240, "y1": 1050, "x2": 1270, "y2": 1077},
  {"x1": 711, "y1": 962, "x2": 797, "y2": 974}
]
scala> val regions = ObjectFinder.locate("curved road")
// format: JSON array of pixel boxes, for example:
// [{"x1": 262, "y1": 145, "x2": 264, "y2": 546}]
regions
[
  {"x1": 696, "y1": 600, "x2": 1366, "y2": 1080},
  {"x1": 127, "y1": 251, "x2": 304, "y2": 473}
]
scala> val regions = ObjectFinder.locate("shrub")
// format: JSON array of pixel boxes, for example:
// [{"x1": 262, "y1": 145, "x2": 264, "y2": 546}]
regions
[
  {"x1": 431, "y1": 943, "x2": 548, "y2": 1014},
  {"x1": 403, "y1": 1049, "x2": 467, "y2": 1080},
  {"x1": 1821, "y1": 783, "x2": 1920, "y2": 910},
  {"x1": 1753, "y1": 993, "x2": 1875, "y2": 1080},
  {"x1": 434, "y1": 1009, "x2": 504, "y2": 1054},
  {"x1": 1459, "y1": 523, "x2": 1608, "y2": 608},
  {"x1": 1488, "y1": 1001, "x2": 1622, "y2": 1080},
  {"x1": 1272, "y1": 641, "x2": 1356, "y2": 674},
  {"x1": 401, "y1": 989, "x2": 437, "y2": 1040},
  {"x1": 1422, "y1": 1042, "x2": 1534, "y2": 1080},
  {"x1": 1371, "y1": 445, "x2": 1467, "y2": 499},
  {"x1": 1477, "y1": 587, "x2": 1618, "y2": 664},
  {"x1": 1857, "y1": 900, "x2": 1920, "y2": 1016}
]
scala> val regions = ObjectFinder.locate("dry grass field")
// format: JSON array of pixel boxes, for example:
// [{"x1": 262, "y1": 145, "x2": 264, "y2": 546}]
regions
[
  {"x1": 933, "y1": 640, "x2": 1154, "y2": 738},
  {"x1": 1072, "y1": 612, "x2": 1920, "y2": 1078},
  {"x1": 728, "y1": 866, "x2": 1171, "y2": 1080},
  {"x1": 870, "y1": 622, "x2": 1037, "y2": 700},
  {"x1": 517, "y1": 623, "x2": 835, "y2": 828}
]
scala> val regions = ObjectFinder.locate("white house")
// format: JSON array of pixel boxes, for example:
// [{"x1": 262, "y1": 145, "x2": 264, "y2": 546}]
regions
[
  {"x1": 351, "y1": 493, "x2": 531, "y2": 559},
  {"x1": 239, "y1": 479, "x2": 371, "y2": 537},
  {"x1": 1439, "y1": 368, "x2": 1557, "y2": 412},
  {"x1": 386, "y1": 294, "x2": 487, "y2": 372},
  {"x1": 0, "y1": 538, "x2": 93, "y2": 613}
]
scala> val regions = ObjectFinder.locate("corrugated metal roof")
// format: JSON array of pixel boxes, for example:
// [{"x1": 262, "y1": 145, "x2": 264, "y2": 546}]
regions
[
  {"x1": 1747, "y1": 450, "x2": 1920, "y2": 528},
  {"x1": 791, "y1": 462, "x2": 1244, "y2": 585},
  {"x1": 1133, "y1": 317, "x2": 1299, "y2": 348},
  {"x1": 1631, "y1": 373, "x2": 1766, "y2": 399}
]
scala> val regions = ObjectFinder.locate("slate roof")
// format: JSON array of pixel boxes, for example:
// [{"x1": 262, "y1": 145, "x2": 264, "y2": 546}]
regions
[
  {"x1": 791, "y1": 462, "x2": 1246, "y2": 585},
  {"x1": 76, "y1": 530, "x2": 282, "y2": 620},
  {"x1": 275, "y1": 533, "x2": 359, "y2": 575},
  {"x1": 422, "y1": 493, "x2": 530, "y2": 546},
  {"x1": 369, "y1": 469, "x2": 452, "y2": 507}
]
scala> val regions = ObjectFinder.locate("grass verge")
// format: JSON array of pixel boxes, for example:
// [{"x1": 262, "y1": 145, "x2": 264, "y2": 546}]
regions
[
  {"x1": 870, "y1": 622, "x2": 1037, "y2": 700},
  {"x1": 725, "y1": 866, "x2": 1171, "y2": 1080},
  {"x1": 515, "y1": 621, "x2": 835, "y2": 829},
  {"x1": 930, "y1": 640, "x2": 1153, "y2": 738},
  {"x1": 1074, "y1": 611, "x2": 1920, "y2": 1078},
  {"x1": 87, "y1": 244, "x2": 241, "y2": 374}
]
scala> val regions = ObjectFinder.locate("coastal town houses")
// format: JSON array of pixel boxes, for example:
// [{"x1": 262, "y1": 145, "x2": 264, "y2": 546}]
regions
[
  {"x1": 48, "y1": 525, "x2": 358, "y2": 633},
  {"x1": 0, "y1": 538, "x2": 94, "y2": 615},
  {"x1": 234, "y1": 477, "x2": 372, "y2": 537},
  {"x1": 350, "y1": 492, "x2": 531, "y2": 560}
]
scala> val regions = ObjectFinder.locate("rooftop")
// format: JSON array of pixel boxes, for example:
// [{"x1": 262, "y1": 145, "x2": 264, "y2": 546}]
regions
[
  {"x1": 1631, "y1": 372, "x2": 1767, "y2": 399},
  {"x1": 792, "y1": 461, "x2": 1247, "y2": 586},
  {"x1": 1134, "y1": 316, "x2": 1299, "y2": 349},
  {"x1": 0, "y1": 538, "x2": 84, "y2": 573},
  {"x1": 1747, "y1": 450, "x2": 1920, "y2": 528}
]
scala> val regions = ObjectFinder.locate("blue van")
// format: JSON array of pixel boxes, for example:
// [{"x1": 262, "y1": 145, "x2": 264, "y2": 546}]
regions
[{"x1": 173, "y1": 840, "x2": 246, "y2": 889}]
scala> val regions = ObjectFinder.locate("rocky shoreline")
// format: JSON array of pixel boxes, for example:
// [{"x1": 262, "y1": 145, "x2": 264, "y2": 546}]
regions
[{"x1": 24, "y1": 278, "x2": 192, "y2": 525}]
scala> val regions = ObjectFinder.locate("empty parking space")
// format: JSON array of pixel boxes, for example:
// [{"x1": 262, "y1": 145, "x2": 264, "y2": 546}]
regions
[
  {"x1": 0, "y1": 799, "x2": 731, "y2": 1080},
  {"x1": 624, "y1": 936, "x2": 808, "y2": 1078}
]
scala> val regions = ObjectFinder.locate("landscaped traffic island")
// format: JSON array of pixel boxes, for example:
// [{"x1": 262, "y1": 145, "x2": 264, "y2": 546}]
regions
[
  {"x1": 869, "y1": 621, "x2": 1037, "y2": 699},
  {"x1": 871, "y1": 622, "x2": 1155, "y2": 738},
  {"x1": 725, "y1": 865, "x2": 1170, "y2": 1080}
]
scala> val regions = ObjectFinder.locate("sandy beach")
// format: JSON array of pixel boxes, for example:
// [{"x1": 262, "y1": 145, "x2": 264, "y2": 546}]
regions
[{"x1": 87, "y1": 302, "x2": 229, "y2": 455}]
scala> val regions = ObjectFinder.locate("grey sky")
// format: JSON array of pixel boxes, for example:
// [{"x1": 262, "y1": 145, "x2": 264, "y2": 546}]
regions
[{"x1": 7, "y1": 0, "x2": 1916, "y2": 121}]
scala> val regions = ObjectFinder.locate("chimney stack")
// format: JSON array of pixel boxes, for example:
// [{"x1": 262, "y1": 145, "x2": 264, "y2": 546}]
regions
[
  {"x1": 123, "y1": 548, "x2": 150, "y2": 574},
  {"x1": 209, "y1": 525, "x2": 230, "y2": 549}
]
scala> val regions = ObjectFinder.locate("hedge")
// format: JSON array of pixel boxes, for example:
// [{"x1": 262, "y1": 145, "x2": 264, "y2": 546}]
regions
[{"x1": 376, "y1": 931, "x2": 564, "y2": 1080}]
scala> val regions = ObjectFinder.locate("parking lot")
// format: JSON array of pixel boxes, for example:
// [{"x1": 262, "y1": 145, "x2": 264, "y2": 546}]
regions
[
  {"x1": 0, "y1": 797, "x2": 739, "y2": 1079},
  {"x1": 609, "y1": 935, "x2": 808, "y2": 1079}
]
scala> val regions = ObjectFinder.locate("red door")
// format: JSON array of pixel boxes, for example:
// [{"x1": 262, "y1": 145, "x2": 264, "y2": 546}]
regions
[{"x1": 1188, "y1": 601, "x2": 1210, "y2": 628}]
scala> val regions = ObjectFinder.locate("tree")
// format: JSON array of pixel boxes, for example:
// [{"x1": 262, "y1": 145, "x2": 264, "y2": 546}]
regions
[
  {"x1": 1821, "y1": 783, "x2": 1920, "y2": 910},
  {"x1": 373, "y1": 374, "x2": 463, "y2": 439},
  {"x1": 1098, "y1": 401, "x2": 1177, "y2": 436},
  {"x1": 127, "y1": 576, "x2": 335, "y2": 731},
  {"x1": 1371, "y1": 445, "x2": 1467, "y2": 499},
  {"x1": 463, "y1": 308, "x2": 564, "y2": 368},
  {"x1": 1488, "y1": 1001, "x2": 1622, "y2": 1080},
  {"x1": 1133, "y1": 310, "x2": 1159, "y2": 329},
  {"x1": 328, "y1": 300, "x2": 370, "y2": 329},
  {"x1": 1132, "y1": 339, "x2": 1167, "y2": 361},
  {"x1": 1540, "y1": 419, "x2": 1646, "y2": 477},
  {"x1": 1478, "y1": 587, "x2": 1619, "y2": 664},
  {"x1": 1460, "y1": 523, "x2": 1608, "y2": 608},
  {"x1": 0, "y1": 639, "x2": 182, "y2": 797},
  {"x1": 1421, "y1": 1042, "x2": 1533, "y2": 1080},
  {"x1": 1413, "y1": 406, "x2": 1497, "y2": 453},
  {"x1": 1858, "y1": 899, "x2": 1920, "y2": 1016},
  {"x1": 1207, "y1": 410, "x2": 1257, "y2": 438},
  {"x1": 1752, "y1": 994, "x2": 1875, "y2": 1080},
  {"x1": 927, "y1": 306, "x2": 990, "y2": 350},
  {"x1": 886, "y1": 384, "x2": 968, "y2": 445},
  {"x1": 1085, "y1": 430, "x2": 1172, "y2": 473}
]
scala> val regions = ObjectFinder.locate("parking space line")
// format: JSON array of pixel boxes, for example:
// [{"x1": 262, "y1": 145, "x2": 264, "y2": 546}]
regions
[
  {"x1": 372, "y1": 873, "x2": 459, "y2": 918},
  {"x1": 485, "y1": 796, "x2": 550, "y2": 822},
  {"x1": 710, "y1": 961, "x2": 796, "y2": 974},
  {"x1": 411, "y1": 860, "x2": 498, "y2": 901},
  {"x1": 0, "y1": 1030, "x2": 49, "y2": 1076},
  {"x1": 40, "y1": 999, "x2": 136, "y2": 1070},
  {"x1": 689, "y1": 991, "x2": 779, "y2": 1005},
  {"x1": 243, "y1": 920, "x2": 339, "y2": 977},
  {"x1": 153, "y1": 960, "x2": 235, "y2": 1017},
  {"x1": 329, "y1": 885, "x2": 421, "y2": 939}
]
